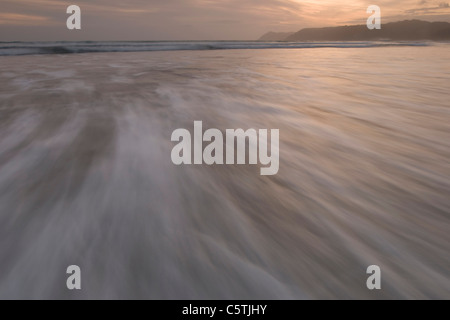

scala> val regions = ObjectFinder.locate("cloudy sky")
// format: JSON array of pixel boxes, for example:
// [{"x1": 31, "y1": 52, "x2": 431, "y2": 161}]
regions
[{"x1": 0, "y1": 0, "x2": 449, "y2": 41}]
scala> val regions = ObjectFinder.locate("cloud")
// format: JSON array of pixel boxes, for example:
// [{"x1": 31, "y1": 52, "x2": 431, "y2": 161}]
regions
[
  {"x1": 0, "y1": 13, "x2": 53, "y2": 26},
  {"x1": 0, "y1": 0, "x2": 449, "y2": 40},
  {"x1": 405, "y1": 0, "x2": 450, "y2": 13}
]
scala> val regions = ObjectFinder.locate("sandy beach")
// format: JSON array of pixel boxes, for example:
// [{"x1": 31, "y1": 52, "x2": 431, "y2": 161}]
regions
[{"x1": 0, "y1": 46, "x2": 449, "y2": 299}]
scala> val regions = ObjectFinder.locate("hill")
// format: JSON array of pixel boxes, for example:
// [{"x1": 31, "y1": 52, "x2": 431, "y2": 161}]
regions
[
  {"x1": 260, "y1": 20, "x2": 450, "y2": 41},
  {"x1": 258, "y1": 31, "x2": 294, "y2": 41}
]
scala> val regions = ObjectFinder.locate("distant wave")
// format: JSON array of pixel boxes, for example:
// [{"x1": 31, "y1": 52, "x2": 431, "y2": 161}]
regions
[{"x1": 0, "y1": 41, "x2": 433, "y2": 56}]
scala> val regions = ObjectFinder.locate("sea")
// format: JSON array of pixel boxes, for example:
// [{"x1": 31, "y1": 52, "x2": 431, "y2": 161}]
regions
[{"x1": 0, "y1": 41, "x2": 449, "y2": 299}]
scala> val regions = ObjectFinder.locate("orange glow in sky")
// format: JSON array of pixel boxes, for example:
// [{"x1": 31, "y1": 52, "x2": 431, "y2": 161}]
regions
[{"x1": 0, "y1": 0, "x2": 449, "y2": 40}]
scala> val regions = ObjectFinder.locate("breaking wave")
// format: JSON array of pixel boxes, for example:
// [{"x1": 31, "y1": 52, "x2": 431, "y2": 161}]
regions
[{"x1": 0, "y1": 41, "x2": 432, "y2": 56}]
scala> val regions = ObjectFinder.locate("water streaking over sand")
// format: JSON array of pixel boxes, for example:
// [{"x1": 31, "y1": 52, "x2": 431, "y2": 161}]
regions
[{"x1": 0, "y1": 46, "x2": 449, "y2": 299}]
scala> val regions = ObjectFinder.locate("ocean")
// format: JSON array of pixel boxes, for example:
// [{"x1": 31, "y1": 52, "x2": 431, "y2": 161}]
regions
[
  {"x1": 0, "y1": 40, "x2": 433, "y2": 56},
  {"x1": 0, "y1": 42, "x2": 449, "y2": 299}
]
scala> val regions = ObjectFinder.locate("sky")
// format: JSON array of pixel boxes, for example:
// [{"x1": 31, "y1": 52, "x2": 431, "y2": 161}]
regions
[{"x1": 0, "y1": 0, "x2": 449, "y2": 41}]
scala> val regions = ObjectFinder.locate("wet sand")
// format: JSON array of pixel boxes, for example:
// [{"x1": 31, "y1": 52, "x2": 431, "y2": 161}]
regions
[{"x1": 0, "y1": 48, "x2": 449, "y2": 299}]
